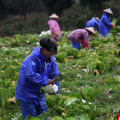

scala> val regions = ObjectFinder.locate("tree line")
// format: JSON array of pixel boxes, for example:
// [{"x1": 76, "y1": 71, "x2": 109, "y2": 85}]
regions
[{"x1": 0, "y1": 0, "x2": 109, "y2": 20}]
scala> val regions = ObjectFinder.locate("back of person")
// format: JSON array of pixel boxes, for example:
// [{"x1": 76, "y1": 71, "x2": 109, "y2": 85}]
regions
[
  {"x1": 48, "y1": 19, "x2": 62, "y2": 37},
  {"x1": 48, "y1": 13, "x2": 62, "y2": 42},
  {"x1": 99, "y1": 13, "x2": 111, "y2": 34},
  {"x1": 67, "y1": 27, "x2": 95, "y2": 50},
  {"x1": 86, "y1": 17, "x2": 99, "y2": 31},
  {"x1": 67, "y1": 29, "x2": 88, "y2": 44}
]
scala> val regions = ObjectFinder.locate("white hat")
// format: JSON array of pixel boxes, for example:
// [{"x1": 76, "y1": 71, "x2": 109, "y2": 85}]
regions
[
  {"x1": 94, "y1": 17, "x2": 99, "y2": 21},
  {"x1": 49, "y1": 13, "x2": 59, "y2": 18},
  {"x1": 103, "y1": 8, "x2": 113, "y2": 15},
  {"x1": 85, "y1": 27, "x2": 96, "y2": 35}
]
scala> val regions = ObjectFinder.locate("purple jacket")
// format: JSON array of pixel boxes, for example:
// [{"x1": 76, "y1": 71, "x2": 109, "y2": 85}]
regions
[{"x1": 67, "y1": 29, "x2": 89, "y2": 44}]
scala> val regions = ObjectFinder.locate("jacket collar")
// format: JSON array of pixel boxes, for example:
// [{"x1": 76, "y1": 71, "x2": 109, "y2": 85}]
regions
[{"x1": 40, "y1": 48, "x2": 52, "y2": 63}]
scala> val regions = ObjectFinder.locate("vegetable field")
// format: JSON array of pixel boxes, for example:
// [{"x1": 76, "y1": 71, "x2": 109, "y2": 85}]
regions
[{"x1": 0, "y1": 25, "x2": 120, "y2": 120}]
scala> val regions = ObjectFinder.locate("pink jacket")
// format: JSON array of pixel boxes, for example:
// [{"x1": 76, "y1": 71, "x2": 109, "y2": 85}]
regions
[
  {"x1": 67, "y1": 29, "x2": 89, "y2": 44},
  {"x1": 48, "y1": 19, "x2": 62, "y2": 39}
]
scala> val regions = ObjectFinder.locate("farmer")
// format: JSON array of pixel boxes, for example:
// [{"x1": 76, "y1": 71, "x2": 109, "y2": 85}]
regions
[
  {"x1": 15, "y1": 38, "x2": 59, "y2": 120},
  {"x1": 48, "y1": 13, "x2": 62, "y2": 42},
  {"x1": 86, "y1": 17, "x2": 99, "y2": 32},
  {"x1": 67, "y1": 27, "x2": 95, "y2": 50},
  {"x1": 99, "y1": 8, "x2": 114, "y2": 38}
]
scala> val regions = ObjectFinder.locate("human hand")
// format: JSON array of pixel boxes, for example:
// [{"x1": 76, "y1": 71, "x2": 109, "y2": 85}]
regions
[
  {"x1": 48, "y1": 79, "x2": 53, "y2": 85},
  {"x1": 111, "y1": 24, "x2": 114, "y2": 29},
  {"x1": 48, "y1": 92, "x2": 57, "y2": 95},
  {"x1": 54, "y1": 31, "x2": 57, "y2": 35}
]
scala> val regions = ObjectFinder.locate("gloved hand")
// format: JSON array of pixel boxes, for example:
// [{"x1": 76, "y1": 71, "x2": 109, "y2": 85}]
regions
[
  {"x1": 54, "y1": 31, "x2": 59, "y2": 39},
  {"x1": 111, "y1": 24, "x2": 114, "y2": 29},
  {"x1": 54, "y1": 31, "x2": 57, "y2": 35}
]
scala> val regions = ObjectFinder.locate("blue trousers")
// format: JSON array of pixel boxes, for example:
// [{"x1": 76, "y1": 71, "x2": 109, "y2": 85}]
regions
[
  {"x1": 19, "y1": 94, "x2": 48, "y2": 120},
  {"x1": 70, "y1": 39, "x2": 81, "y2": 50},
  {"x1": 99, "y1": 33, "x2": 110, "y2": 38},
  {"x1": 19, "y1": 83, "x2": 59, "y2": 120}
]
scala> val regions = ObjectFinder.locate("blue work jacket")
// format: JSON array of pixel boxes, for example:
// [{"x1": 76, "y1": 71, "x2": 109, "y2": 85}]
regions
[
  {"x1": 86, "y1": 17, "x2": 99, "y2": 31},
  {"x1": 15, "y1": 47, "x2": 59, "y2": 104},
  {"x1": 99, "y1": 13, "x2": 112, "y2": 34}
]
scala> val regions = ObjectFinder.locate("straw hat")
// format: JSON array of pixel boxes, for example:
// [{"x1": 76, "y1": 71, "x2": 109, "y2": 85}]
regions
[
  {"x1": 85, "y1": 27, "x2": 96, "y2": 35},
  {"x1": 103, "y1": 8, "x2": 113, "y2": 15},
  {"x1": 49, "y1": 13, "x2": 59, "y2": 18},
  {"x1": 94, "y1": 17, "x2": 99, "y2": 21}
]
